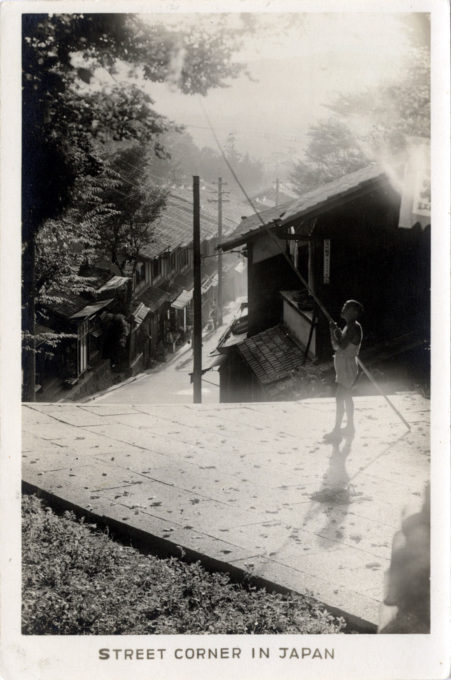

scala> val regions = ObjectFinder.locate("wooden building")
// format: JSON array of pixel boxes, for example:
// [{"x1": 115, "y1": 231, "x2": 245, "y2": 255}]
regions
[
  {"x1": 217, "y1": 164, "x2": 430, "y2": 402},
  {"x1": 35, "y1": 189, "x2": 246, "y2": 399}
]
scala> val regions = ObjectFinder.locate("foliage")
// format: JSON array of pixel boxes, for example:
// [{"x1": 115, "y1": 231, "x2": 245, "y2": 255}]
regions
[
  {"x1": 22, "y1": 13, "x2": 251, "y2": 394},
  {"x1": 326, "y1": 44, "x2": 430, "y2": 158},
  {"x1": 22, "y1": 13, "x2": 249, "y2": 237},
  {"x1": 22, "y1": 494, "x2": 346, "y2": 635},
  {"x1": 290, "y1": 119, "x2": 369, "y2": 194},
  {"x1": 26, "y1": 166, "x2": 119, "y2": 355},
  {"x1": 150, "y1": 129, "x2": 265, "y2": 196},
  {"x1": 290, "y1": 17, "x2": 430, "y2": 195},
  {"x1": 94, "y1": 145, "x2": 169, "y2": 277}
]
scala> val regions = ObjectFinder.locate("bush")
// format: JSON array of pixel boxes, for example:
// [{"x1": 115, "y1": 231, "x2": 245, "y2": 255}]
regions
[{"x1": 22, "y1": 494, "x2": 346, "y2": 635}]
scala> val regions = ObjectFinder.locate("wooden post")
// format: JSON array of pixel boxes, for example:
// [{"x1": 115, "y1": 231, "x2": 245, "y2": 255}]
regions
[
  {"x1": 217, "y1": 177, "x2": 223, "y2": 326},
  {"x1": 192, "y1": 176, "x2": 202, "y2": 403},
  {"x1": 22, "y1": 235, "x2": 36, "y2": 401}
]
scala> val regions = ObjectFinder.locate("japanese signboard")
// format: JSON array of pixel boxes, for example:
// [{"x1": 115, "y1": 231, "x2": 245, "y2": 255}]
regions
[{"x1": 323, "y1": 239, "x2": 331, "y2": 284}]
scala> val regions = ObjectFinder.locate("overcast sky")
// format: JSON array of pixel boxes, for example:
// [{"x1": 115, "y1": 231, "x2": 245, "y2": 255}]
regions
[{"x1": 141, "y1": 12, "x2": 419, "y2": 173}]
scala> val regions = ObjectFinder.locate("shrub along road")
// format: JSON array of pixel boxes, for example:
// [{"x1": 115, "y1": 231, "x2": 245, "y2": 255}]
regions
[{"x1": 22, "y1": 494, "x2": 346, "y2": 635}]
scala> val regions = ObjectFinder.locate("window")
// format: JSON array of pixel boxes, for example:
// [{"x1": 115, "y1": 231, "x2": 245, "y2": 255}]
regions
[
  {"x1": 179, "y1": 248, "x2": 189, "y2": 269},
  {"x1": 151, "y1": 258, "x2": 162, "y2": 280},
  {"x1": 134, "y1": 261, "x2": 146, "y2": 289},
  {"x1": 170, "y1": 251, "x2": 177, "y2": 272},
  {"x1": 77, "y1": 320, "x2": 89, "y2": 375}
]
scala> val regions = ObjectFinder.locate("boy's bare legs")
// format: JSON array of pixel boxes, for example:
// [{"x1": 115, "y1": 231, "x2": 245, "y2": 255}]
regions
[
  {"x1": 334, "y1": 385, "x2": 346, "y2": 431},
  {"x1": 343, "y1": 388, "x2": 355, "y2": 433},
  {"x1": 324, "y1": 384, "x2": 345, "y2": 440}
]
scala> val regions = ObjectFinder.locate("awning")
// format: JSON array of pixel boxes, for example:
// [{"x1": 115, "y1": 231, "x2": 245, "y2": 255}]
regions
[
  {"x1": 201, "y1": 274, "x2": 218, "y2": 294},
  {"x1": 70, "y1": 298, "x2": 114, "y2": 320},
  {"x1": 96, "y1": 276, "x2": 129, "y2": 293},
  {"x1": 171, "y1": 289, "x2": 193, "y2": 310},
  {"x1": 132, "y1": 302, "x2": 151, "y2": 326}
]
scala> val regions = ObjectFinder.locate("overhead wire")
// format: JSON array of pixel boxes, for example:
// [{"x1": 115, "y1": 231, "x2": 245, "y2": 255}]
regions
[
  {"x1": 111, "y1": 155, "x2": 243, "y2": 227},
  {"x1": 104, "y1": 155, "x2": 240, "y2": 231}
]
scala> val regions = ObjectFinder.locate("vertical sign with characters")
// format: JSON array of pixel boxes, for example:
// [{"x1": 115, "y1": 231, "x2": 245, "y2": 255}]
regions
[{"x1": 323, "y1": 239, "x2": 331, "y2": 284}]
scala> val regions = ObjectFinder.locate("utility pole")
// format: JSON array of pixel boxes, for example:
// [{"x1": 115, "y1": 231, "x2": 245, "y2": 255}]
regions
[
  {"x1": 275, "y1": 177, "x2": 280, "y2": 207},
  {"x1": 192, "y1": 176, "x2": 202, "y2": 403},
  {"x1": 208, "y1": 178, "x2": 230, "y2": 327},
  {"x1": 217, "y1": 177, "x2": 223, "y2": 326},
  {"x1": 22, "y1": 235, "x2": 36, "y2": 401}
]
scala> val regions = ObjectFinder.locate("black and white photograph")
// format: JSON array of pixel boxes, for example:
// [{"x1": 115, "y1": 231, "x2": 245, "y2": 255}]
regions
[{"x1": 1, "y1": 1, "x2": 449, "y2": 679}]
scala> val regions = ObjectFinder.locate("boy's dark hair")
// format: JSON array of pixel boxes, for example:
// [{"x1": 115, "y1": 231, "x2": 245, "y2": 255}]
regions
[{"x1": 346, "y1": 299, "x2": 364, "y2": 316}]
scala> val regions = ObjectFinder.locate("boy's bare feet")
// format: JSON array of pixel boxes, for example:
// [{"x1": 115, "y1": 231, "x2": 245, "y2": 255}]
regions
[
  {"x1": 323, "y1": 429, "x2": 342, "y2": 442},
  {"x1": 341, "y1": 424, "x2": 355, "y2": 436}
]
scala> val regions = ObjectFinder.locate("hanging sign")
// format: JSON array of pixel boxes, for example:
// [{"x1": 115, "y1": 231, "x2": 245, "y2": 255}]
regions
[
  {"x1": 399, "y1": 138, "x2": 430, "y2": 229},
  {"x1": 323, "y1": 239, "x2": 331, "y2": 284}
]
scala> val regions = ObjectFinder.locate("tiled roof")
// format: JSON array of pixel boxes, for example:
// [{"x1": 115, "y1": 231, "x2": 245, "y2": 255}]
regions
[
  {"x1": 236, "y1": 324, "x2": 331, "y2": 400},
  {"x1": 220, "y1": 164, "x2": 386, "y2": 250},
  {"x1": 171, "y1": 185, "x2": 251, "y2": 235},
  {"x1": 140, "y1": 194, "x2": 219, "y2": 259},
  {"x1": 70, "y1": 298, "x2": 115, "y2": 320},
  {"x1": 237, "y1": 325, "x2": 305, "y2": 385},
  {"x1": 46, "y1": 294, "x2": 92, "y2": 319},
  {"x1": 97, "y1": 276, "x2": 129, "y2": 294}
]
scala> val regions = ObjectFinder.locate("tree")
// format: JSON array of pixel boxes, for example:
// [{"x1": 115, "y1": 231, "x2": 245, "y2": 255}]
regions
[
  {"x1": 290, "y1": 16, "x2": 430, "y2": 196},
  {"x1": 326, "y1": 45, "x2": 430, "y2": 159},
  {"x1": 95, "y1": 145, "x2": 168, "y2": 279},
  {"x1": 290, "y1": 119, "x2": 369, "y2": 194},
  {"x1": 149, "y1": 128, "x2": 264, "y2": 196},
  {"x1": 22, "y1": 12, "x2": 250, "y2": 399}
]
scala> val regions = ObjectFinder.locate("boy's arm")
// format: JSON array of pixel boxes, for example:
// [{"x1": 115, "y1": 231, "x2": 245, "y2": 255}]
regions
[
  {"x1": 336, "y1": 322, "x2": 362, "y2": 349},
  {"x1": 329, "y1": 322, "x2": 342, "y2": 350}
]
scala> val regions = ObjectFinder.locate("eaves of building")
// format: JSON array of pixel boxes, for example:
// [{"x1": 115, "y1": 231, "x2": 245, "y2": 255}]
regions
[{"x1": 220, "y1": 164, "x2": 388, "y2": 251}]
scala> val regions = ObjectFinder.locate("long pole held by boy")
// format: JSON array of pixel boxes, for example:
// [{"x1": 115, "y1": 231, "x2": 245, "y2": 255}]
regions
[{"x1": 324, "y1": 299, "x2": 364, "y2": 442}]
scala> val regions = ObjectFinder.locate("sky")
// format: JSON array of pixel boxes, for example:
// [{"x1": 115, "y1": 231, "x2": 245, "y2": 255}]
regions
[{"x1": 138, "y1": 12, "x2": 419, "y2": 174}]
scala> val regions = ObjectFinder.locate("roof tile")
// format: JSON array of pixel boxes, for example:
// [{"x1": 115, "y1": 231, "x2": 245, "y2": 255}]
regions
[{"x1": 237, "y1": 325, "x2": 305, "y2": 385}]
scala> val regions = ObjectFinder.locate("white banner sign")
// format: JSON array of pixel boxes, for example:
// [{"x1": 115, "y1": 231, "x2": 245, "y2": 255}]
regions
[{"x1": 399, "y1": 139, "x2": 431, "y2": 229}]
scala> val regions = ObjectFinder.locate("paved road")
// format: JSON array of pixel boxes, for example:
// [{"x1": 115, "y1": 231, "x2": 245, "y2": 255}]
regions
[
  {"x1": 88, "y1": 300, "x2": 243, "y2": 405},
  {"x1": 22, "y1": 393, "x2": 430, "y2": 630}
]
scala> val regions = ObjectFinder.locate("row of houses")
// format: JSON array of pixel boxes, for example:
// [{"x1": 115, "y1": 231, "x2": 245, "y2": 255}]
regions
[
  {"x1": 214, "y1": 161, "x2": 431, "y2": 402},
  {"x1": 35, "y1": 190, "x2": 247, "y2": 400}
]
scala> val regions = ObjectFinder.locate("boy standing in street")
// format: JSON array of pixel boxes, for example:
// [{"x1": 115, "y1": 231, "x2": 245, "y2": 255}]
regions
[{"x1": 324, "y1": 299, "x2": 363, "y2": 441}]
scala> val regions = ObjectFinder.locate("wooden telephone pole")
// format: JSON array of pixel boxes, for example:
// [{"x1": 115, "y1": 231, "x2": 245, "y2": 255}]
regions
[
  {"x1": 208, "y1": 177, "x2": 229, "y2": 327},
  {"x1": 217, "y1": 177, "x2": 224, "y2": 326},
  {"x1": 192, "y1": 176, "x2": 202, "y2": 403}
]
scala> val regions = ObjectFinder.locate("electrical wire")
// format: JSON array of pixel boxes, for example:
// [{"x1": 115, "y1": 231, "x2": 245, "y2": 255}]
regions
[{"x1": 109, "y1": 155, "x2": 241, "y2": 227}]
